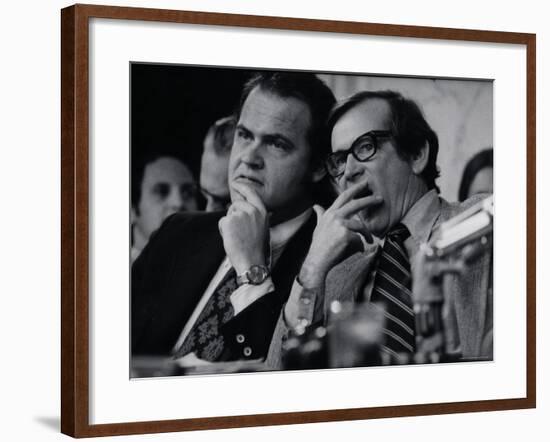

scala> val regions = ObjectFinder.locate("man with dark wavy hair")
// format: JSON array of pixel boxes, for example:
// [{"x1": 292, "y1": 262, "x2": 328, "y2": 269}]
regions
[
  {"x1": 132, "y1": 71, "x2": 335, "y2": 366},
  {"x1": 268, "y1": 90, "x2": 493, "y2": 367}
]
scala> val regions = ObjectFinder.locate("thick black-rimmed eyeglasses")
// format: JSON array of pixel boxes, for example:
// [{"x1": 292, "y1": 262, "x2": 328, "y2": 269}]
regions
[{"x1": 325, "y1": 130, "x2": 392, "y2": 179}]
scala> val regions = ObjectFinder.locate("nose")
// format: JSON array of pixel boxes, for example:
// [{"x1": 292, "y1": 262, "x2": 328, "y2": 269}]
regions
[
  {"x1": 239, "y1": 141, "x2": 264, "y2": 170},
  {"x1": 342, "y1": 153, "x2": 364, "y2": 184},
  {"x1": 166, "y1": 187, "x2": 184, "y2": 210}
]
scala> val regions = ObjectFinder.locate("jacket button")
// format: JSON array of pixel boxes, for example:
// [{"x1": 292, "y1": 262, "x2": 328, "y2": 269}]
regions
[
  {"x1": 236, "y1": 334, "x2": 245, "y2": 344},
  {"x1": 301, "y1": 297, "x2": 312, "y2": 305},
  {"x1": 243, "y1": 347, "x2": 252, "y2": 357}
]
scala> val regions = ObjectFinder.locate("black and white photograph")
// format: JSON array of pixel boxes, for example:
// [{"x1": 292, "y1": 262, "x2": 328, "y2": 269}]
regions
[
  {"x1": 130, "y1": 64, "x2": 494, "y2": 378},
  {"x1": 2, "y1": 0, "x2": 544, "y2": 439}
]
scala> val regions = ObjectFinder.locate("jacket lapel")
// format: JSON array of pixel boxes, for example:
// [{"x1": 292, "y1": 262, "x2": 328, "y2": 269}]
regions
[
  {"x1": 324, "y1": 244, "x2": 380, "y2": 309},
  {"x1": 162, "y1": 212, "x2": 226, "y2": 326}
]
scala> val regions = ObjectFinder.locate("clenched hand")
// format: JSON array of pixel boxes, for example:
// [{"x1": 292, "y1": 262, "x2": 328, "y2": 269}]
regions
[{"x1": 218, "y1": 182, "x2": 269, "y2": 274}]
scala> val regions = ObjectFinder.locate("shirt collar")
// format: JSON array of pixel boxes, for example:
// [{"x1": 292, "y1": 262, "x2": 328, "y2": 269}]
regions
[
  {"x1": 270, "y1": 208, "x2": 312, "y2": 252},
  {"x1": 401, "y1": 189, "x2": 441, "y2": 249}
]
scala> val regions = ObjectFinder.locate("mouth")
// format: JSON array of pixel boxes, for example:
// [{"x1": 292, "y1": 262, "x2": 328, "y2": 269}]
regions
[
  {"x1": 234, "y1": 174, "x2": 263, "y2": 186},
  {"x1": 354, "y1": 182, "x2": 373, "y2": 199}
]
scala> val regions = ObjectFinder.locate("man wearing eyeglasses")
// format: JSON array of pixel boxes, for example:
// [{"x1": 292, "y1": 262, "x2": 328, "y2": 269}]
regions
[{"x1": 267, "y1": 90, "x2": 493, "y2": 367}]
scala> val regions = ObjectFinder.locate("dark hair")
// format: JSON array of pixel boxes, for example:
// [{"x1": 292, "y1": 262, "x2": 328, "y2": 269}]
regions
[
  {"x1": 237, "y1": 71, "x2": 336, "y2": 169},
  {"x1": 204, "y1": 115, "x2": 237, "y2": 155},
  {"x1": 131, "y1": 152, "x2": 192, "y2": 211},
  {"x1": 327, "y1": 90, "x2": 441, "y2": 192},
  {"x1": 237, "y1": 71, "x2": 337, "y2": 207},
  {"x1": 458, "y1": 148, "x2": 493, "y2": 201}
]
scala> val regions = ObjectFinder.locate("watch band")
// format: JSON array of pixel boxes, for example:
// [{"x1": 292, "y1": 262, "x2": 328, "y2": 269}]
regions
[{"x1": 236, "y1": 264, "x2": 270, "y2": 286}]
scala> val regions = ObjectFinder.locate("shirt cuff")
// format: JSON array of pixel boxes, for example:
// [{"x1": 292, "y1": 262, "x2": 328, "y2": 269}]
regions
[
  {"x1": 283, "y1": 277, "x2": 318, "y2": 330},
  {"x1": 230, "y1": 277, "x2": 274, "y2": 316}
]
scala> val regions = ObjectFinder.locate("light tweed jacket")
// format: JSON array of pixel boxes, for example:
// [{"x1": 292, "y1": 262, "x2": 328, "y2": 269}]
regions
[{"x1": 266, "y1": 194, "x2": 493, "y2": 369}]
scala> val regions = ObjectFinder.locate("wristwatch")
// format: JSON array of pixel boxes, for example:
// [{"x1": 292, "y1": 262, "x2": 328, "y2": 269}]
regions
[{"x1": 236, "y1": 265, "x2": 270, "y2": 286}]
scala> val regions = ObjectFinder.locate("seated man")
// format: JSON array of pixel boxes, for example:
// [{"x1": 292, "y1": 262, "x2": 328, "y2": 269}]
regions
[
  {"x1": 131, "y1": 154, "x2": 198, "y2": 263},
  {"x1": 132, "y1": 72, "x2": 335, "y2": 365},
  {"x1": 268, "y1": 90, "x2": 493, "y2": 367},
  {"x1": 200, "y1": 116, "x2": 236, "y2": 212}
]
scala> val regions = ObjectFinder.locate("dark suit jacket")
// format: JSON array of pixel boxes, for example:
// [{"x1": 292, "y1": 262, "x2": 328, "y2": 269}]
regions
[{"x1": 132, "y1": 211, "x2": 316, "y2": 362}]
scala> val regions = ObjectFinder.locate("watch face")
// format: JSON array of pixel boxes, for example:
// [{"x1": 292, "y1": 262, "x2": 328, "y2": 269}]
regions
[{"x1": 248, "y1": 265, "x2": 268, "y2": 284}]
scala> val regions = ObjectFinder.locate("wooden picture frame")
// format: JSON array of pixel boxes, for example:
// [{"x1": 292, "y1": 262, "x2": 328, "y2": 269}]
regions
[{"x1": 61, "y1": 3, "x2": 536, "y2": 437}]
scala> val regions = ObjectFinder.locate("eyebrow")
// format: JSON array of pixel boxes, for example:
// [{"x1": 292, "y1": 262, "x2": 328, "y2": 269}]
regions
[
  {"x1": 237, "y1": 123, "x2": 296, "y2": 150},
  {"x1": 333, "y1": 134, "x2": 363, "y2": 153},
  {"x1": 235, "y1": 123, "x2": 251, "y2": 134},
  {"x1": 264, "y1": 134, "x2": 296, "y2": 150},
  {"x1": 348, "y1": 131, "x2": 373, "y2": 149},
  {"x1": 340, "y1": 130, "x2": 388, "y2": 152}
]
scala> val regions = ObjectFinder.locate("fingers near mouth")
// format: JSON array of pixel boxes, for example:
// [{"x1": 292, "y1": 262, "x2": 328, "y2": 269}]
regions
[{"x1": 354, "y1": 181, "x2": 372, "y2": 199}]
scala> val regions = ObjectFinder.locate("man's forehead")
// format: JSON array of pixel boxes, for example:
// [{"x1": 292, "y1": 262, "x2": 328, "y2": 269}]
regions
[
  {"x1": 331, "y1": 98, "x2": 392, "y2": 151},
  {"x1": 239, "y1": 87, "x2": 312, "y2": 135}
]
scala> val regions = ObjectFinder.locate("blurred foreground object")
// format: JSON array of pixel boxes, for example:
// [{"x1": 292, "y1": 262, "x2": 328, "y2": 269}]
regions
[
  {"x1": 131, "y1": 355, "x2": 268, "y2": 377},
  {"x1": 426, "y1": 195, "x2": 493, "y2": 259},
  {"x1": 131, "y1": 356, "x2": 183, "y2": 378},
  {"x1": 414, "y1": 195, "x2": 493, "y2": 362},
  {"x1": 282, "y1": 324, "x2": 328, "y2": 370},
  {"x1": 327, "y1": 301, "x2": 385, "y2": 368}
]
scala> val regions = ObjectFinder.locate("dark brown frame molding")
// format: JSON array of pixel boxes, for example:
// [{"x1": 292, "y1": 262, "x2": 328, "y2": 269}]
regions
[{"x1": 61, "y1": 3, "x2": 536, "y2": 437}]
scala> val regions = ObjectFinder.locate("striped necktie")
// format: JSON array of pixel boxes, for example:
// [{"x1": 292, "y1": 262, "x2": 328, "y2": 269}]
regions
[{"x1": 370, "y1": 224, "x2": 416, "y2": 356}]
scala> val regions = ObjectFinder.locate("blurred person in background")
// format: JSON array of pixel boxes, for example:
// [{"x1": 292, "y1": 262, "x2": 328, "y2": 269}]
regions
[
  {"x1": 200, "y1": 116, "x2": 236, "y2": 212},
  {"x1": 458, "y1": 148, "x2": 493, "y2": 201},
  {"x1": 131, "y1": 154, "x2": 198, "y2": 263}
]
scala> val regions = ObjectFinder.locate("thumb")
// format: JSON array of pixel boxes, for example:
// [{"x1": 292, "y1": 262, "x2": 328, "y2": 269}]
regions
[{"x1": 313, "y1": 205, "x2": 325, "y2": 224}]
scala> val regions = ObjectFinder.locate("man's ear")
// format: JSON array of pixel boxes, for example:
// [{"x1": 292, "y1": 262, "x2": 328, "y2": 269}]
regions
[
  {"x1": 411, "y1": 141, "x2": 430, "y2": 176},
  {"x1": 131, "y1": 206, "x2": 137, "y2": 224},
  {"x1": 311, "y1": 162, "x2": 327, "y2": 183}
]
